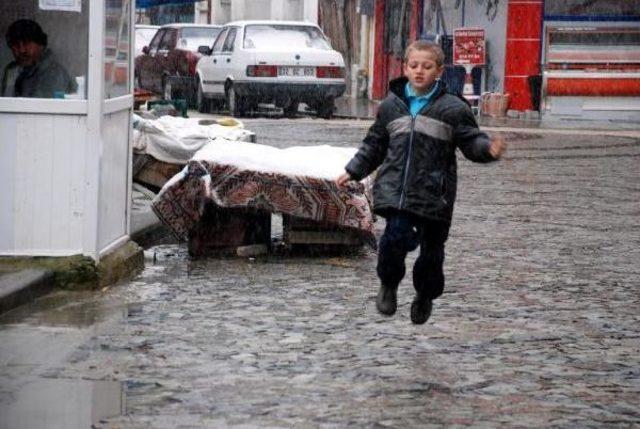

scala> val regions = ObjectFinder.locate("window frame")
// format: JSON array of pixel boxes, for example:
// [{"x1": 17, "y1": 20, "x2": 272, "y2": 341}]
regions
[
  {"x1": 148, "y1": 29, "x2": 165, "y2": 55},
  {"x1": 222, "y1": 27, "x2": 238, "y2": 53},
  {"x1": 212, "y1": 27, "x2": 228, "y2": 53},
  {"x1": 157, "y1": 29, "x2": 176, "y2": 54}
]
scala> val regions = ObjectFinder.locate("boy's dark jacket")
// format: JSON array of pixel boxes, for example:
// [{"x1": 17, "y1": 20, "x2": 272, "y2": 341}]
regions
[{"x1": 345, "y1": 76, "x2": 496, "y2": 223}]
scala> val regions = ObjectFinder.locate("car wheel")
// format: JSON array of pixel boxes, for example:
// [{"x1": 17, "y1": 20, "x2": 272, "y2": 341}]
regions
[
  {"x1": 316, "y1": 98, "x2": 335, "y2": 119},
  {"x1": 213, "y1": 98, "x2": 226, "y2": 111},
  {"x1": 283, "y1": 100, "x2": 298, "y2": 118},
  {"x1": 196, "y1": 79, "x2": 211, "y2": 113},
  {"x1": 244, "y1": 97, "x2": 258, "y2": 114},
  {"x1": 227, "y1": 85, "x2": 246, "y2": 117}
]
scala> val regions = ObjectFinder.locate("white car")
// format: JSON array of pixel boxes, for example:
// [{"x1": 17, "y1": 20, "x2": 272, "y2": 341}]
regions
[{"x1": 195, "y1": 20, "x2": 346, "y2": 118}]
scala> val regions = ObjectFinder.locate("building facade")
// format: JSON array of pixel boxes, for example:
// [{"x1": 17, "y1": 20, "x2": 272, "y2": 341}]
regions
[
  {"x1": 366, "y1": 0, "x2": 639, "y2": 121},
  {"x1": 140, "y1": 0, "x2": 640, "y2": 119}
]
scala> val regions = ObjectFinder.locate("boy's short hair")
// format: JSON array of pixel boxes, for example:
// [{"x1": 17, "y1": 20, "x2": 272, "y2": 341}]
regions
[{"x1": 404, "y1": 40, "x2": 445, "y2": 66}]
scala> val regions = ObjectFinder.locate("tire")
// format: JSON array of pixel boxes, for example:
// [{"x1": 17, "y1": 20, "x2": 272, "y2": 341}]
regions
[
  {"x1": 283, "y1": 100, "x2": 299, "y2": 118},
  {"x1": 211, "y1": 98, "x2": 225, "y2": 112},
  {"x1": 186, "y1": 82, "x2": 197, "y2": 109},
  {"x1": 162, "y1": 78, "x2": 174, "y2": 101},
  {"x1": 244, "y1": 97, "x2": 258, "y2": 114},
  {"x1": 226, "y1": 85, "x2": 246, "y2": 117},
  {"x1": 316, "y1": 98, "x2": 335, "y2": 119},
  {"x1": 196, "y1": 79, "x2": 211, "y2": 113}
]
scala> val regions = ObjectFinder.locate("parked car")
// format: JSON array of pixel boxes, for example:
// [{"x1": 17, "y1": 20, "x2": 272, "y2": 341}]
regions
[
  {"x1": 135, "y1": 23, "x2": 222, "y2": 105},
  {"x1": 195, "y1": 20, "x2": 346, "y2": 118},
  {"x1": 134, "y1": 24, "x2": 160, "y2": 58}
]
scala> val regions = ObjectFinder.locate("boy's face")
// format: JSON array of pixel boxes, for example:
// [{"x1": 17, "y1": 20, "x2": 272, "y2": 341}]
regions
[{"x1": 403, "y1": 49, "x2": 444, "y2": 95}]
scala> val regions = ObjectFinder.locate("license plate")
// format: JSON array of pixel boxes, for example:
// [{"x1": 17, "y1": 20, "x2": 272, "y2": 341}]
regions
[{"x1": 277, "y1": 66, "x2": 315, "y2": 77}]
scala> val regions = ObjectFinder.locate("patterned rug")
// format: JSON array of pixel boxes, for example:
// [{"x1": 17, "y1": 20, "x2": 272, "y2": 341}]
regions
[{"x1": 152, "y1": 160, "x2": 376, "y2": 246}]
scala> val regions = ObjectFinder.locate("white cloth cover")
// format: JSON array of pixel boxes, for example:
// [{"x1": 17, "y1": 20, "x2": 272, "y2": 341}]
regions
[
  {"x1": 191, "y1": 139, "x2": 357, "y2": 180},
  {"x1": 132, "y1": 115, "x2": 255, "y2": 164}
]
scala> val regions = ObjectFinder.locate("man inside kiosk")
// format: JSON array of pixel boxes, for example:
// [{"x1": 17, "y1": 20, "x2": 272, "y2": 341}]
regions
[{"x1": 1, "y1": 19, "x2": 76, "y2": 98}]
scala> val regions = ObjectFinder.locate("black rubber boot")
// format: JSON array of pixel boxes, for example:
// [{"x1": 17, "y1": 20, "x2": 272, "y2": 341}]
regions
[
  {"x1": 410, "y1": 296, "x2": 432, "y2": 324},
  {"x1": 376, "y1": 284, "x2": 397, "y2": 316}
]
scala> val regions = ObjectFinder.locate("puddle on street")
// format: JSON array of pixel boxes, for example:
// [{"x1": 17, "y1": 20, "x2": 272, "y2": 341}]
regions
[
  {"x1": 0, "y1": 378, "x2": 124, "y2": 429},
  {"x1": 0, "y1": 290, "x2": 124, "y2": 328}
]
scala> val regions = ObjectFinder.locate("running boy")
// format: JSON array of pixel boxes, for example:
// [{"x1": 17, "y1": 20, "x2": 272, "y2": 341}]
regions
[{"x1": 336, "y1": 40, "x2": 505, "y2": 324}]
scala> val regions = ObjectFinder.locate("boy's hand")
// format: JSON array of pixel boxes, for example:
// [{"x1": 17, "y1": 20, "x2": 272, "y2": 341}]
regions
[
  {"x1": 489, "y1": 135, "x2": 506, "y2": 159},
  {"x1": 336, "y1": 172, "x2": 352, "y2": 186}
]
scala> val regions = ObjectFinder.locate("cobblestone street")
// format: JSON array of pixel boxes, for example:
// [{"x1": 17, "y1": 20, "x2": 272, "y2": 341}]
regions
[{"x1": 1, "y1": 118, "x2": 639, "y2": 428}]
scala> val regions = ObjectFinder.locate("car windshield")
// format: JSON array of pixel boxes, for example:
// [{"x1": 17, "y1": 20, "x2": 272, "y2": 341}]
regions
[
  {"x1": 243, "y1": 25, "x2": 331, "y2": 50},
  {"x1": 179, "y1": 27, "x2": 222, "y2": 50}
]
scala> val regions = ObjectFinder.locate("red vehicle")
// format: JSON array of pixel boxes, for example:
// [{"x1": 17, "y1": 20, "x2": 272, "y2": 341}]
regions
[{"x1": 135, "y1": 23, "x2": 222, "y2": 106}]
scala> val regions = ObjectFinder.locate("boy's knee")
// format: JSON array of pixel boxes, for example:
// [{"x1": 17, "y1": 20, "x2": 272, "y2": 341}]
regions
[{"x1": 382, "y1": 227, "x2": 419, "y2": 253}]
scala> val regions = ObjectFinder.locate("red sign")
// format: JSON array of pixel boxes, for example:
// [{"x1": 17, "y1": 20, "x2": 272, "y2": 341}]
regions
[{"x1": 453, "y1": 28, "x2": 486, "y2": 65}]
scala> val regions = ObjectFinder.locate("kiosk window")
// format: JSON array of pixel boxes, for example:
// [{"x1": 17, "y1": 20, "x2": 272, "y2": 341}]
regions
[
  {"x1": 0, "y1": 1, "x2": 88, "y2": 99},
  {"x1": 104, "y1": 0, "x2": 130, "y2": 99}
]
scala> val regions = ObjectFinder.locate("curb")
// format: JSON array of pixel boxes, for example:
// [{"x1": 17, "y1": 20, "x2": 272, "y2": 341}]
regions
[
  {"x1": 0, "y1": 269, "x2": 54, "y2": 315},
  {"x1": 333, "y1": 113, "x2": 376, "y2": 121},
  {"x1": 0, "y1": 239, "x2": 144, "y2": 315}
]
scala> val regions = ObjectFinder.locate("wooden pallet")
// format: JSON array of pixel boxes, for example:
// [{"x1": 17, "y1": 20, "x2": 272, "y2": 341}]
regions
[
  {"x1": 188, "y1": 203, "x2": 271, "y2": 257},
  {"x1": 282, "y1": 215, "x2": 364, "y2": 246}
]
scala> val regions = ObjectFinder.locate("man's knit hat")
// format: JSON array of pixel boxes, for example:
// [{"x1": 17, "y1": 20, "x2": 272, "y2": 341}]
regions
[{"x1": 6, "y1": 19, "x2": 48, "y2": 47}]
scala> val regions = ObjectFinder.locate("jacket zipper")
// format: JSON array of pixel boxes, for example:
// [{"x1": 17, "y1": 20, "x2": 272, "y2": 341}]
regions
[{"x1": 398, "y1": 115, "x2": 415, "y2": 209}]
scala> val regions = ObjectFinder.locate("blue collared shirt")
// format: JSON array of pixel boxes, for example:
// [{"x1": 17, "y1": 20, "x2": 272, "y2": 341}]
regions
[{"x1": 405, "y1": 80, "x2": 440, "y2": 117}]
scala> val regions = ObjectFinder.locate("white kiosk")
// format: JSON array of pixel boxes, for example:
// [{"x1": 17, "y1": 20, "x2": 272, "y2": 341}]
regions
[{"x1": 0, "y1": 0, "x2": 139, "y2": 277}]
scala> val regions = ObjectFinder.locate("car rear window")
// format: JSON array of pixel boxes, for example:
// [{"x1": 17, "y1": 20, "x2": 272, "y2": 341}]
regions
[{"x1": 243, "y1": 25, "x2": 331, "y2": 50}]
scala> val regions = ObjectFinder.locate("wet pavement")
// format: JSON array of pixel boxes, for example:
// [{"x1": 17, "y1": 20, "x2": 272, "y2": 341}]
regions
[{"x1": 1, "y1": 119, "x2": 639, "y2": 428}]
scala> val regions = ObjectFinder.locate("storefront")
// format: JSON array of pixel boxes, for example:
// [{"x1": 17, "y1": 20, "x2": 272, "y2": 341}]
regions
[
  {"x1": 540, "y1": 1, "x2": 640, "y2": 120},
  {"x1": 0, "y1": 0, "x2": 135, "y2": 262},
  {"x1": 369, "y1": 0, "x2": 508, "y2": 101},
  {"x1": 505, "y1": 0, "x2": 640, "y2": 119},
  {"x1": 366, "y1": 0, "x2": 639, "y2": 121}
]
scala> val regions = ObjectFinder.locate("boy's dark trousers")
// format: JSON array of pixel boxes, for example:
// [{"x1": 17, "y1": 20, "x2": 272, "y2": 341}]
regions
[{"x1": 377, "y1": 211, "x2": 450, "y2": 300}]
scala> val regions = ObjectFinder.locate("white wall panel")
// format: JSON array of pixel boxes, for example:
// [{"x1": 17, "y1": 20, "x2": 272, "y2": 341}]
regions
[
  {"x1": 303, "y1": 0, "x2": 318, "y2": 23},
  {"x1": 50, "y1": 116, "x2": 87, "y2": 250},
  {"x1": 98, "y1": 109, "x2": 130, "y2": 251},
  {"x1": 0, "y1": 113, "x2": 86, "y2": 255},
  {"x1": 14, "y1": 115, "x2": 53, "y2": 251},
  {"x1": 0, "y1": 115, "x2": 18, "y2": 250}
]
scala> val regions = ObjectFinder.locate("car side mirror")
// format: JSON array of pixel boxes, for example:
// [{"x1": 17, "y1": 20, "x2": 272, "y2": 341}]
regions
[
  {"x1": 198, "y1": 45, "x2": 212, "y2": 55},
  {"x1": 142, "y1": 46, "x2": 149, "y2": 55}
]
